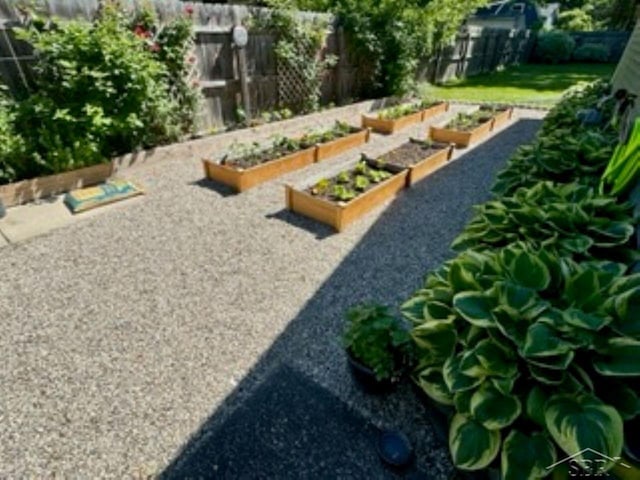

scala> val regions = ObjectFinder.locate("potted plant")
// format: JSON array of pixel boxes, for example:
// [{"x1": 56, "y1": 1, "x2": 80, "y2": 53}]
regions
[{"x1": 343, "y1": 303, "x2": 412, "y2": 393}]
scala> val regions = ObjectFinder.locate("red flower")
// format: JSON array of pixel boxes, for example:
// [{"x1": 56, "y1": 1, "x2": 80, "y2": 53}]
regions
[
  {"x1": 134, "y1": 24, "x2": 150, "y2": 39},
  {"x1": 184, "y1": 5, "x2": 194, "y2": 15}
]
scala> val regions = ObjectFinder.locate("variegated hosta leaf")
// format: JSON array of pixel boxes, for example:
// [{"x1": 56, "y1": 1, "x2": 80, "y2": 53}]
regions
[
  {"x1": 453, "y1": 292, "x2": 496, "y2": 328},
  {"x1": 449, "y1": 413, "x2": 501, "y2": 471},
  {"x1": 414, "y1": 367, "x2": 454, "y2": 406},
  {"x1": 527, "y1": 351, "x2": 575, "y2": 370},
  {"x1": 411, "y1": 319, "x2": 456, "y2": 367},
  {"x1": 562, "y1": 307, "x2": 609, "y2": 331},
  {"x1": 507, "y1": 250, "x2": 551, "y2": 291},
  {"x1": 470, "y1": 382, "x2": 522, "y2": 430},
  {"x1": 448, "y1": 260, "x2": 480, "y2": 293},
  {"x1": 611, "y1": 286, "x2": 640, "y2": 336},
  {"x1": 528, "y1": 363, "x2": 566, "y2": 385},
  {"x1": 526, "y1": 386, "x2": 547, "y2": 426},
  {"x1": 401, "y1": 295, "x2": 428, "y2": 323},
  {"x1": 593, "y1": 338, "x2": 640, "y2": 376},
  {"x1": 454, "y1": 389, "x2": 474, "y2": 415},
  {"x1": 501, "y1": 430, "x2": 556, "y2": 480},
  {"x1": 444, "y1": 353, "x2": 483, "y2": 393},
  {"x1": 545, "y1": 393, "x2": 623, "y2": 471},
  {"x1": 522, "y1": 322, "x2": 575, "y2": 358},
  {"x1": 472, "y1": 338, "x2": 518, "y2": 379},
  {"x1": 494, "y1": 305, "x2": 528, "y2": 346}
]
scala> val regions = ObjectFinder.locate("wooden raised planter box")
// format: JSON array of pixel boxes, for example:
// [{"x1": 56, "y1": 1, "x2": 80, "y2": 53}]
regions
[
  {"x1": 490, "y1": 107, "x2": 514, "y2": 130},
  {"x1": 361, "y1": 110, "x2": 423, "y2": 134},
  {"x1": 422, "y1": 102, "x2": 450, "y2": 121},
  {"x1": 315, "y1": 128, "x2": 370, "y2": 162},
  {"x1": 285, "y1": 170, "x2": 408, "y2": 232},
  {"x1": 365, "y1": 139, "x2": 454, "y2": 187},
  {"x1": 0, "y1": 161, "x2": 114, "y2": 208},
  {"x1": 362, "y1": 102, "x2": 449, "y2": 134},
  {"x1": 429, "y1": 117, "x2": 494, "y2": 148},
  {"x1": 203, "y1": 147, "x2": 316, "y2": 192}
]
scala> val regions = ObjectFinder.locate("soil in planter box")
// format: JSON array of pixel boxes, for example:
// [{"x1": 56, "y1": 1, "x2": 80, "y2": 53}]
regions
[
  {"x1": 220, "y1": 122, "x2": 357, "y2": 169},
  {"x1": 298, "y1": 121, "x2": 360, "y2": 146},
  {"x1": 306, "y1": 161, "x2": 395, "y2": 203},
  {"x1": 377, "y1": 100, "x2": 437, "y2": 120},
  {"x1": 370, "y1": 141, "x2": 449, "y2": 170},
  {"x1": 446, "y1": 110, "x2": 493, "y2": 132}
]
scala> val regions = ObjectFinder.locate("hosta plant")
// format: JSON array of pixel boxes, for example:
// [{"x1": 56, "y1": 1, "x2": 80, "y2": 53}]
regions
[
  {"x1": 492, "y1": 128, "x2": 617, "y2": 197},
  {"x1": 453, "y1": 181, "x2": 638, "y2": 263},
  {"x1": 403, "y1": 244, "x2": 640, "y2": 479}
]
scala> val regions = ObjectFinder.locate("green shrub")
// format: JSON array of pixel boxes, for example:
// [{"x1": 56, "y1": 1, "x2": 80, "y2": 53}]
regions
[
  {"x1": 343, "y1": 304, "x2": 412, "y2": 381},
  {"x1": 533, "y1": 31, "x2": 576, "y2": 64},
  {"x1": 573, "y1": 43, "x2": 610, "y2": 63},
  {"x1": 556, "y1": 8, "x2": 595, "y2": 31},
  {"x1": 0, "y1": 3, "x2": 199, "y2": 184},
  {"x1": 0, "y1": 89, "x2": 25, "y2": 183},
  {"x1": 404, "y1": 244, "x2": 640, "y2": 478}
]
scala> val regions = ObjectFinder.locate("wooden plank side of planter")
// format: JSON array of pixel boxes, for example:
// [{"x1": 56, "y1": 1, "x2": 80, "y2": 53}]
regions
[
  {"x1": 0, "y1": 162, "x2": 114, "y2": 208},
  {"x1": 361, "y1": 110, "x2": 423, "y2": 134},
  {"x1": 338, "y1": 171, "x2": 408, "y2": 231},
  {"x1": 407, "y1": 145, "x2": 454, "y2": 186},
  {"x1": 422, "y1": 102, "x2": 450, "y2": 121},
  {"x1": 315, "y1": 129, "x2": 370, "y2": 162},
  {"x1": 491, "y1": 108, "x2": 514, "y2": 131},
  {"x1": 203, "y1": 146, "x2": 316, "y2": 192},
  {"x1": 286, "y1": 170, "x2": 408, "y2": 232},
  {"x1": 286, "y1": 185, "x2": 342, "y2": 230},
  {"x1": 429, "y1": 118, "x2": 494, "y2": 148}
]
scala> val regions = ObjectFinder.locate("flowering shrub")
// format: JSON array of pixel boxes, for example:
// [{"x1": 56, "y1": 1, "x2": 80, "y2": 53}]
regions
[{"x1": 0, "y1": 2, "x2": 199, "y2": 184}]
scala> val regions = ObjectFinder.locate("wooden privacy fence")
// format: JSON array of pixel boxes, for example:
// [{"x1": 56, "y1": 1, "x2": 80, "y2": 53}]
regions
[
  {"x1": 421, "y1": 26, "x2": 535, "y2": 84},
  {"x1": 0, "y1": 1, "x2": 535, "y2": 130}
]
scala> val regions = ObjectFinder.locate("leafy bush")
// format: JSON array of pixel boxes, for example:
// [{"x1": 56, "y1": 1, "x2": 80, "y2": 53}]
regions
[
  {"x1": 343, "y1": 304, "x2": 412, "y2": 381},
  {"x1": 556, "y1": 8, "x2": 595, "y2": 31},
  {"x1": 403, "y1": 244, "x2": 640, "y2": 478},
  {"x1": 0, "y1": 3, "x2": 199, "y2": 185},
  {"x1": 533, "y1": 31, "x2": 576, "y2": 64},
  {"x1": 573, "y1": 43, "x2": 610, "y2": 63},
  {"x1": 0, "y1": 90, "x2": 25, "y2": 183},
  {"x1": 453, "y1": 182, "x2": 637, "y2": 263},
  {"x1": 492, "y1": 81, "x2": 616, "y2": 197}
]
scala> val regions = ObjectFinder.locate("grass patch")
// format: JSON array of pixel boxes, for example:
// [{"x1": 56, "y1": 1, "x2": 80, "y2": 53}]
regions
[{"x1": 419, "y1": 63, "x2": 616, "y2": 108}]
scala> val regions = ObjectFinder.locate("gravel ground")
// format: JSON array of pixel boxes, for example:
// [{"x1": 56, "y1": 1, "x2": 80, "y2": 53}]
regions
[{"x1": 0, "y1": 108, "x2": 544, "y2": 478}]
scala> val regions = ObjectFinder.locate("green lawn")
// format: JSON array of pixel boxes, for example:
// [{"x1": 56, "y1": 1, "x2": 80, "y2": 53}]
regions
[{"x1": 419, "y1": 63, "x2": 616, "y2": 108}]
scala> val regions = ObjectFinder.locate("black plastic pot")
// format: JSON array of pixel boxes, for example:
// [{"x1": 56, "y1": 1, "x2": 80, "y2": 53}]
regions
[{"x1": 346, "y1": 350, "x2": 396, "y2": 394}]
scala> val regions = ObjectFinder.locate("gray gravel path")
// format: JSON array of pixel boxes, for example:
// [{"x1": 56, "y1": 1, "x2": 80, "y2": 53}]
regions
[{"x1": 0, "y1": 109, "x2": 544, "y2": 478}]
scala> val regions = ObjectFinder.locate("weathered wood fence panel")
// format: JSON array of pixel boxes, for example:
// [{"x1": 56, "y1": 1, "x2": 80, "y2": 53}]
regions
[{"x1": 421, "y1": 27, "x2": 534, "y2": 84}]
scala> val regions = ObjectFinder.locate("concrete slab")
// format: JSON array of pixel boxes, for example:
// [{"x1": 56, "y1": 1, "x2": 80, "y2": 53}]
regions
[{"x1": 0, "y1": 194, "x2": 143, "y2": 244}]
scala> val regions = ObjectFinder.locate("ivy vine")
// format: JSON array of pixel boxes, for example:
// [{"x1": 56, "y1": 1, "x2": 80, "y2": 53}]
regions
[{"x1": 252, "y1": 1, "x2": 337, "y2": 112}]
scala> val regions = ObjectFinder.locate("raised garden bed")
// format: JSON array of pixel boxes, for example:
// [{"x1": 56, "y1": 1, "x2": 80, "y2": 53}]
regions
[
  {"x1": 429, "y1": 108, "x2": 495, "y2": 148},
  {"x1": 0, "y1": 162, "x2": 114, "y2": 208},
  {"x1": 364, "y1": 139, "x2": 454, "y2": 187},
  {"x1": 489, "y1": 106, "x2": 514, "y2": 130},
  {"x1": 362, "y1": 101, "x2": 449, "y2": 134},
  {"x1": 203, "y1": 122, "x2": 368, "y2": 192},
  {"x1": 314, "y1": 126, "x2": 370, "y2": 162},
  {"x1": 285, "y1": 160, "x2": 407, "y2": 232}
]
